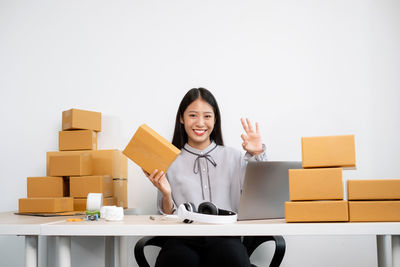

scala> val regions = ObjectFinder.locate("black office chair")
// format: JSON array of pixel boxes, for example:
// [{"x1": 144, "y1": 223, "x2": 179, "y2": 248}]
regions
[{"x1": 134, "y1": 235, "x2": 286, "y2": 267}]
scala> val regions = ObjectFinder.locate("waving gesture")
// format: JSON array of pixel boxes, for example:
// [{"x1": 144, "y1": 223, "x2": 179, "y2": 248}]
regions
[{"x1": 241, "y1": 118, "x2": 263, "y2": 156}]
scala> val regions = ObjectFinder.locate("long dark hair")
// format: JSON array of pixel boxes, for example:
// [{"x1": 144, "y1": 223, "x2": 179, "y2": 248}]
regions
[{"x1": 172, "y1": 88, "x2": 224, "y2": 149}]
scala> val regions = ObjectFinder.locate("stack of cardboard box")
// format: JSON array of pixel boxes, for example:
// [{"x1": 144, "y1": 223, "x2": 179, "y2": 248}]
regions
[
  {"x1": 348, "y1": 179, "x2": 400, "y2": 222},
  {"x1": 285, "y1": 135, "x2": 356, "y2": 222},
  {"x1": 19, "y1": 108, "x2": 128, "y2": 214},
  {"x1": 20, "y1": 174, "x2": 73, "y2": 213}
]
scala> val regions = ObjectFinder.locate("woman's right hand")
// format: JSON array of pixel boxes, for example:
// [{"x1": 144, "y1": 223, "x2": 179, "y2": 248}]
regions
[{"x1": 142, "y1": 169, "x2": 172, "y2": 197}]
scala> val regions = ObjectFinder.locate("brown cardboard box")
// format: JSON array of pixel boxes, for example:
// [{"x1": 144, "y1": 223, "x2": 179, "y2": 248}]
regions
[
  {"x1": 123, "y1": 124, "x2": 181, "y2": 174},
  {"x1": 70, "y1": 175, "x2": 113, "y2": 197},
  {"x1": 113, "y1": 179, "x2": 127, "y2": 208},
  {"x1": 19, "y1": 197, "x2": 74, "y2": 213},
  {"x1": 62, "y1": 108, "x2": 101, "y2": 132},
  {"x1": 285, "y1": 200, "x2": 349, "y2": 222},
  {"x1": 90, "y1": 150, "x2": 128, "y2": 178},
  {"x1": 27, "y1": 177, "x2": 66, "y2": 198},
  {"x1": 289, "y1": 168, "x2": 343, "y2": 201},
  {"x1": 49, "y1": 153, "x2": 92, "y2": 176},
  {"x1": 349, "y1": 201, "x2": 400, "y2": 222},
  {"x1": 73, "y1": 197, "x2": 116, "y2": 211},
  {"x1": 348, "y1": 179, "x2": 400, "y2": 200},
  {"x1": 47, "y1": 150, "x2": 127, "y2": 178},
  {"x1": 301, "y1": 135, "x2": 356, "y2": 168},
  {"x1": 73, "y1": 198, "x2": 86, "y2": 211},
  {"x1": 47, "y1": 151, "x2": 87, "y2": 175},
  {"x1": 59, "y1": 130, "x2": 97, "y2": 151}
]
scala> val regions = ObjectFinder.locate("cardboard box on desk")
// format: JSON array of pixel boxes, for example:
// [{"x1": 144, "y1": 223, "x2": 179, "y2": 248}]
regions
[
  {"x1": 301, "y1": 135, "x2": 356, "y2": 168},
  {"x1": 47, "y1": 150, "x2": 127, "y2": 178},
  {"x1": 289, "y1": 168, "x2": 343, "y2": 201},
  {"x1": 285, "y1": 200, "x2": 349, "y2": 222},
  {"x1": 73, "y1": 196, "x2": 116, "y2": 211},
  {"x1": 19, "y1": 197, "x2": 74, "y2": 213},
  {"x1": 123, "y1": 124, "x2": 181, "y2": 174},
  {"x1": 59, "y1": 130, "x2": 97, "y2": 151},
  {"x1": 49, "y1": 153, "x2": 92, "y2": 176},
  {"x1": 348, "y1": 179, "x2": 400, "y2": 200},
  {"x1": 27, "y1": 177, "x2": 67, "y2": 198},
  {"x1": 62, "y1": 108, "x2": 101, "y2": 132},
  {"x1": 349, "y1": 201, "x2": 400, "y2": 222},
  {"x1": 113, "y1": 179, "x2": 127, "y2": 208},
  {"x1": 70, "y1": 175, "x2": 113, "y2": 197}
]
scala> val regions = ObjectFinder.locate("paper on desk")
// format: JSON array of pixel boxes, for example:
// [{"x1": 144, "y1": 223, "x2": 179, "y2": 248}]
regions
[{"x1": 14, "y1": 211, "x2": 85, "y2": 217}]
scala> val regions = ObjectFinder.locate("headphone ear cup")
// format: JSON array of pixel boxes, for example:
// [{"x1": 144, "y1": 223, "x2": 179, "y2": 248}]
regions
[
  {"x1": 198, "y1": 202, "x2": 218, "y2": 215},
  {"x1": 182, "y1": 202, "x2": 196, "y2": 223},
  {"x1": 183, "y1": 202, "x2": 196, "y2": 213}
]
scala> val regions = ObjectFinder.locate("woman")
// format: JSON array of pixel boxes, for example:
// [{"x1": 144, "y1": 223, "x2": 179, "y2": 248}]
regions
[{"x1": 145, "y1": 87, "x2": 266, "y2": 267}]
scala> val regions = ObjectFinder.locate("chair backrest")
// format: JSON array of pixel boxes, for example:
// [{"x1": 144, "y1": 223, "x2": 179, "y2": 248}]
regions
[{"x1": 134, "y1": 235, "x2": 286, "y2": 267}]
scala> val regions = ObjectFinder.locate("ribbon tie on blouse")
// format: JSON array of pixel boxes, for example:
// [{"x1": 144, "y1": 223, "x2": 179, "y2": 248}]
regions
[{"x1": 183, "y1": 144, "x2": 218, "y2": 201}]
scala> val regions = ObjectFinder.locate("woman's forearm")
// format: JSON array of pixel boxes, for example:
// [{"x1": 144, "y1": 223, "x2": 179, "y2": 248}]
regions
[{"x1": 162, "y1": 193, "x2": 174, "y2": 214}]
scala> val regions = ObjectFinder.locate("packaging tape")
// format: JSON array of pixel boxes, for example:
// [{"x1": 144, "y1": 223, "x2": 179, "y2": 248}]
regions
[
  {"x1": 100, "y1": 205, "x2": 116, "y2": 219},
  {"x1": 100, "y1": 206, "x2": 124, "y2": 221},
  {"x1": 86, "y1": 193, "x2": 103, "y2": 211}
]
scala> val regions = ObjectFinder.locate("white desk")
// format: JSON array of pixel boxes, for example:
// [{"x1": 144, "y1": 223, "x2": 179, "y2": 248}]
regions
[
  {"x1": 41, "y1": 215, "x2": 400, "y2": 267},
  {"x1": 1, "y1": 213, "x2": 400, "y2": 267},
  {"x1": 0, "y1": 212, "x2": 76, "y2": 267},
  {"x1": 41, "y1": 215, "x2": 400, "y2": 236},
  {"x1": 0, "y1": 211, "x2": 69, "y2": 235}
]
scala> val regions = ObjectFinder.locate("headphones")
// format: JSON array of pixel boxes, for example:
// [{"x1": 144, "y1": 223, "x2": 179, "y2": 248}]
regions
[{"x1": 176, "y1": 201, "x2": 237, "y2": 224}]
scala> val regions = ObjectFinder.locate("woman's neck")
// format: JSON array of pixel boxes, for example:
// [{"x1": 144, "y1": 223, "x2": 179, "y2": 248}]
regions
[{"x1": 187, "y1": 139, "x2": 211, "y2": 151}]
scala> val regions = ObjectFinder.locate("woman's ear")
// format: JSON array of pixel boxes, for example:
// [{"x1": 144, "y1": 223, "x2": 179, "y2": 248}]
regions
[{"x1": 180, "y1": 116, "x2": 184, "y2": 124}]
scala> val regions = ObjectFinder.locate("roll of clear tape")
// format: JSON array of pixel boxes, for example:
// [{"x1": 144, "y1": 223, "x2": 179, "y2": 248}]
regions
[
  {"x1": 100, "y1": 205, "x2": 117, "y2": 219},
  {"x1": 104, "y1": 207, "x2": 124, "y2": 221},
  {"x1": 86, "y1": 193, "x2": 103, "y2": 211}
]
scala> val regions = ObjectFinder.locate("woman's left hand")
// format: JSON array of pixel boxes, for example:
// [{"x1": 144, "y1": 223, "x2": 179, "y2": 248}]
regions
[{"x1": 241, "y1": 118, "x2": 263, "y2": 156}]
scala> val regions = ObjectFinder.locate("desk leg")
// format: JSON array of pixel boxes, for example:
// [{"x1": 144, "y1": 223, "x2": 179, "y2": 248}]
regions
[
  {"x1": 58, "y1": 236, "x2": 71, "y2": 267},
  {"x1": 393, "y1": 235, "x2": 400, "y2": 267},
  {"x1": 120, "y1": 236, "x2": 128, "y2": 267},
  {"x1": 113, "y1": 236, "x2": 120, "y2": 267},
  {"x1": 109, "y1": 236, "x2": 128, "y2": 267},
  {"x1": 25, "y1": 235, "x2": 38, "y2": 267},
  {"x1": 113, "y1": 236, "x2": 127, "y2": 267},
  {"x1": 377, "y1": 235, "x2": 391, "y2": 267}
]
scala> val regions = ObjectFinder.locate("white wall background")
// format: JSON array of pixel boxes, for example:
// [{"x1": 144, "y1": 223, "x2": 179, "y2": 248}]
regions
[{"x1": 1, "y1": 0, "x2": 399, "y2": 266}]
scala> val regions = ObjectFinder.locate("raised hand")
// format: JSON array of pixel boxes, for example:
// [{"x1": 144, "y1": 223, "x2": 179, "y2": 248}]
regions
[
  {"x1": 143, "y1": 169, "x2": 172, "y2": 197},
  {"x1": 240, "y1": 118, "x2": 263, "y2": 156}
]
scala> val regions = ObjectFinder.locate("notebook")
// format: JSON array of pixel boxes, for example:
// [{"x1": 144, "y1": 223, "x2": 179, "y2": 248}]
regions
[{"x1": 238, "y1": 161, "x2": 302, "y2": 220}]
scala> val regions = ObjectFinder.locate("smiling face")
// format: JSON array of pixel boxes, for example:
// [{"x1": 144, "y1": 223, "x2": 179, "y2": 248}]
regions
[{"x1": 180, "y1": 97, "x2": 216, "y2": 150}]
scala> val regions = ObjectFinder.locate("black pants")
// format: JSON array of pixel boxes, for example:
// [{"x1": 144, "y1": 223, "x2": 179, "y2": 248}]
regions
[{"x1": 155, "y1": 236, "x2": 251, "y2": 267}]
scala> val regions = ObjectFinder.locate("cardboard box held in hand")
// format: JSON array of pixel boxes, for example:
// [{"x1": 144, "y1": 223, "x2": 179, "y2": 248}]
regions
[{"x1": 123, "y1": 124, "x2": 181, "y2": 174}]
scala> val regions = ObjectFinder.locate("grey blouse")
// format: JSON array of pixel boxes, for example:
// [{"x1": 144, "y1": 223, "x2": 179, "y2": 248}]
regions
[{"x1": 157, "y1": 141, "x2": 267, "y2": 214}]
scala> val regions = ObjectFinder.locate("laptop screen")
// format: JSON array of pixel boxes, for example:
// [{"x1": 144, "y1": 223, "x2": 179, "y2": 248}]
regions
[{"x1": 238, "y1": 161, "x2": 302, "y2": 220}]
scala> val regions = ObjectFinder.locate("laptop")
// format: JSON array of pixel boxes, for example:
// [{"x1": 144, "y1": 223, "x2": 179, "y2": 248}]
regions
[{"x1": 238, "y1": 161, "x2": 302, "y2": 220}]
